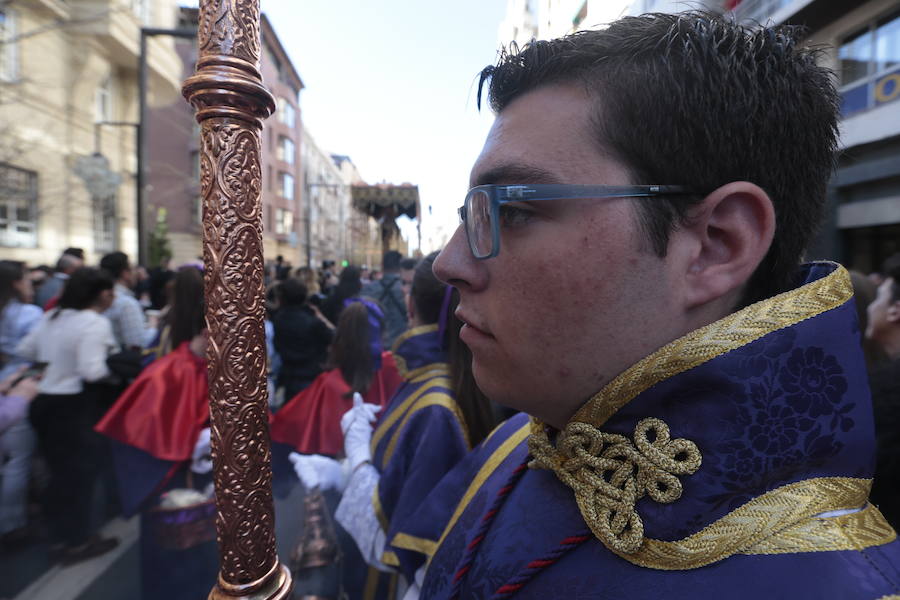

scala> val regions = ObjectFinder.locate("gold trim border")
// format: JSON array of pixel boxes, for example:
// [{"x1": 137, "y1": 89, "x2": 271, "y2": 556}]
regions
[
  {"x1": 391, "y1": 324, "x2": 440, "y2": 378},
  {"x1": 383, "y1": 393, "x2": 469, "y2": 465},
  {"x1": 391, "y1": 532, "x2": 439, "y2": 557},
  {"x1": 574, "y1": 263, "x2": 853, "y2": 428},
  {"x1": 615, "y1": 477, "x2": 886, "y2": 570},
  {"x1": 371, "y1": 375, "x2": 452, "y2": 457},
  {"x1": 373, "y1": 483, "x2": 389, "y2": 532},
  {"x1": 392, "y1": 324, "x2": 440, "y2": 353},
  {"x1": 428, "y1": 421, "x2": 531, "y2": 566},
  {"x1": 745, "y1": 502, "x2": 896, "y2": 555},
  {"x1": 403, "y1": 362, "x2": 451, "y2": 383}
]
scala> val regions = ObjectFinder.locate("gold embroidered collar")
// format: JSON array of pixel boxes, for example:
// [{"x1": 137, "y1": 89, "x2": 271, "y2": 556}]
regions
[{"x1": 529, "y1": 264, "x2": 896, "y2": 569}]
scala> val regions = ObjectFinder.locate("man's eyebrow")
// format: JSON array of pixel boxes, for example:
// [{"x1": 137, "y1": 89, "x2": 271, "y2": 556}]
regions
[{"x1": 473, "y1": 164, "x2": 562, "y2": 186}]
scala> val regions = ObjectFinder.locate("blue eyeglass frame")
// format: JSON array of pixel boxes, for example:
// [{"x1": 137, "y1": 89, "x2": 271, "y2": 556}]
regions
[{"x1": 458, "y1": 184, "x2": 697, "y2": 259}]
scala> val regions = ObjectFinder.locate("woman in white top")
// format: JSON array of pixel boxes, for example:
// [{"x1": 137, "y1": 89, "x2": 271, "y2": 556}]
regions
[{"x1": 17, "y1": 267, "x2": 119, "y2": 564}]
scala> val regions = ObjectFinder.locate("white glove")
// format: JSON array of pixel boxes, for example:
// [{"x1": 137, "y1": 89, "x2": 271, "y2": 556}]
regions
[
  {"x1": 340, "y1": 392, "x2": 381, "y2": 436},
  {"x1": 191, "y1": 427, "x2": 212, "y2": 474},
  {"x1": 288, "y1": 452, "x2": 348, "y2": 492},
  {"x1": 342, "y1": 393, "x2": 380, "y2": 471}
]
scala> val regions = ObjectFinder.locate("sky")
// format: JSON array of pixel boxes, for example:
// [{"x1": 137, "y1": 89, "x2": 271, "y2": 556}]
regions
[{"x1": 258, "y1": 0, "x2": 511, "y2": 252}]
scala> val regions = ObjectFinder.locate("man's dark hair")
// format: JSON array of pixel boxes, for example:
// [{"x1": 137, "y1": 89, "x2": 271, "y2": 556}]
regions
[
  {"x1": 881, "y1": 253, "x2": 900, "y2": 280},
  {"x1": 169, "y1": 266, "x2": 206, "y2": 348},
  {"x1": 400, "y1": 257, "x2": 418, "y2": 271},
  {"x1": 382, "y1": 250, "x2": 403, "y2": 272},
  {"x1": 329, "y1": 302, "x2": 379, "y2": 395},
  {"x1": 56, "y1": 254, "x2": 81, "y2": 274},
  {"x1": 278, "y1": 278, "x2": 308, "y2": 307},
  {"x1": 0, "y1": 260, "x2": 26, "y2": 311},
  {"x1": 100, "y1": 251, "x2": 131, "y2": 280},
  {"x1": 478, "y1": 12, "x2": 840, "y2": 305},
  {"x1": 886, "y1": 262, "x2": 900, "y2": 304},
  {"x1": 63, "y1": 247, "x2": 85, "y2": 260}
]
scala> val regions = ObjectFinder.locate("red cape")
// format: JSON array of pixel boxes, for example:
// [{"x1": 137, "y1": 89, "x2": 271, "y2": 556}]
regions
[
  {"x1": 270, "y1": 351, "x2": 403, "y2": 456},
  {"x1": 95, "y1": 342, "x2": 209, "y2": 461}
]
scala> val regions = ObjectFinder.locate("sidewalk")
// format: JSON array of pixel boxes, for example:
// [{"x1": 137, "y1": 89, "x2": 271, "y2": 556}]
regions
[
  {"x1": 1, "y1": 517, "x2": 138, "y2": 600},
  {"x1": 0, "y1": 480, "x2": 347, "y2": 599}
]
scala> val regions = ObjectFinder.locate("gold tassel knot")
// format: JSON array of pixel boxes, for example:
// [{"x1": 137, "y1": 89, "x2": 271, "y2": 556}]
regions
[{"x1": 529, "y1": 417, "x2": 702, "y2": 554}]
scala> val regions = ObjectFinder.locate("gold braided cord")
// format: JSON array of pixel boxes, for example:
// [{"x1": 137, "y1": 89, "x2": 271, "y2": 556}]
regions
[
  {"x1": 573, "y1": 263, "x2": 853, "y2": 428},
  {"x1": 530, "y1": 417, "x2": 702, "y2": 554},
  {"x1": 745, "y1": 503, "x2": 896, "y2": 555},
  {"x1": 876, "y1": 596, "x2": 900, "y2": 599},
  {"x1": 613, "y1": 477, "x2": 874, "y2": 570}
]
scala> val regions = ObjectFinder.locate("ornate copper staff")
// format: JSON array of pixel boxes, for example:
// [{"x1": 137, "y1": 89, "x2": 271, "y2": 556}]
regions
[{"x1": 182, "y1": 1, "x2": 292, "y2": 598}]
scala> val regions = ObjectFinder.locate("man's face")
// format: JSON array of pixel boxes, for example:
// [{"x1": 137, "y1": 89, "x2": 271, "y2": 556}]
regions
[
  {"x1": 65, "y1": 257, "x2": 84, "y2": 274},
  {"x1": 866, "y1": 277, "x2": 899, "y2": 348},
  {"x1": 122, "y1": 264, "x2": 135, "y2": 288},
  {"x1": 401, "y1": 268, "x2": 415, "y2": 296},
  {"x1": 434, "y1": 85, "x2": 686, "y2": 428}
]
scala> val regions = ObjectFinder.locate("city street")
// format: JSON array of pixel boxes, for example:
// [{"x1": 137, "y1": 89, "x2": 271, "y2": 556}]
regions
[{"x1": 0, "y1": 482, "x2": 330, "y2": 600}]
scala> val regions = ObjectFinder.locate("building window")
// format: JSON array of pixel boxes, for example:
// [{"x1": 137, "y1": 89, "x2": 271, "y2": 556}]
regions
[
  {"x1": 131, "y1": 0, "x2": 151, "y2": 24},
  {"x1": 93, "y1": 195, "x2": 117, "y2": 253},
  {"x1": 277, "y1": 97, "x2": 296, "y2": 128},
  {"x1": 95, "y1": 76, "x2": 114, "y2": 122},
  {"x1": 0, "y1": 7, "x2": 18, "y2": 82},
  {"x1": 275, "y1": 208, "x2": 293, "y2": 235},
  {"x1": 277, "y1": 136, "x2": 295, "y2": 165},
  {"x1": 840, "y1": 10, "x2": 900, "y2": 117},
  {"x1": 0, "y1": 164, "x2": 38, "y2": 248},
  {"x1": 279, "y1": 172, "x2": 294, "y2": 200}
]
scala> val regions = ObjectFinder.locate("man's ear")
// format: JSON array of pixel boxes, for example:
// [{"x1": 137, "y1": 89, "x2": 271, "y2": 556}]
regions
[{"x1": 679, "y1": 181, "x2": 775, "y2": 310}]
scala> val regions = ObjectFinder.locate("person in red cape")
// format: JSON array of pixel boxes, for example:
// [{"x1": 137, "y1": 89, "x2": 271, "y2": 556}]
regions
[
  {"x1": 96, "y1": 340, "x2": 208, "y2": 464},
  {"x1": 94, "y1": 266, "x2": 217, "y2": 600},
  {"x1": 270, "y1": 299, "x2": 403, "y2": 457}
]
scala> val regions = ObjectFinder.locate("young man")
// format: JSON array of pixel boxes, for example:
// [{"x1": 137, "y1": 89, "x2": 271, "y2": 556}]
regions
[
  {"x1": 34, "y1": 250, "x2": 83, "y2": 309},
  {"x1": 385, "y1": 12, "x2": 899, "y2": 598},
  {"x1": 362, "y1": 250, "x2": 410, "y2": 347},
  {"x1": 99, "y1": 251, "x2": 148, "y2": 352}
]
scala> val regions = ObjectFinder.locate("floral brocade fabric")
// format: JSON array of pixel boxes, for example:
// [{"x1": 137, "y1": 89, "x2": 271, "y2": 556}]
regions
[{"x1": 597, "y1": 263, "x2": 876, "y2": 542}]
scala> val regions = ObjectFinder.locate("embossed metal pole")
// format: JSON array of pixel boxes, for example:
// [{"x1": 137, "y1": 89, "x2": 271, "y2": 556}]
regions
[{"x1": 182, "y1": 1, "x2": 291, "y2": 598}]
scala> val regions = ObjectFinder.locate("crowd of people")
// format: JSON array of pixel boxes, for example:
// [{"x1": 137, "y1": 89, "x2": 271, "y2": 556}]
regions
[{"x1": 0, "y1": 244, "x2": 498, "y2": 598}]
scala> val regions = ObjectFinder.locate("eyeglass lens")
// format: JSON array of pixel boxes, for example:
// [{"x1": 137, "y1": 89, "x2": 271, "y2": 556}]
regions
[{"x1": 466, "y1": 189, "x2": 493, "y2": 258}]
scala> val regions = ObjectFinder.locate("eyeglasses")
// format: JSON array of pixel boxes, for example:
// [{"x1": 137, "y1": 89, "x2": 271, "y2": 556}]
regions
[{"x1": 458, "y1": 184, "x2": 695, "y2": 259}]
